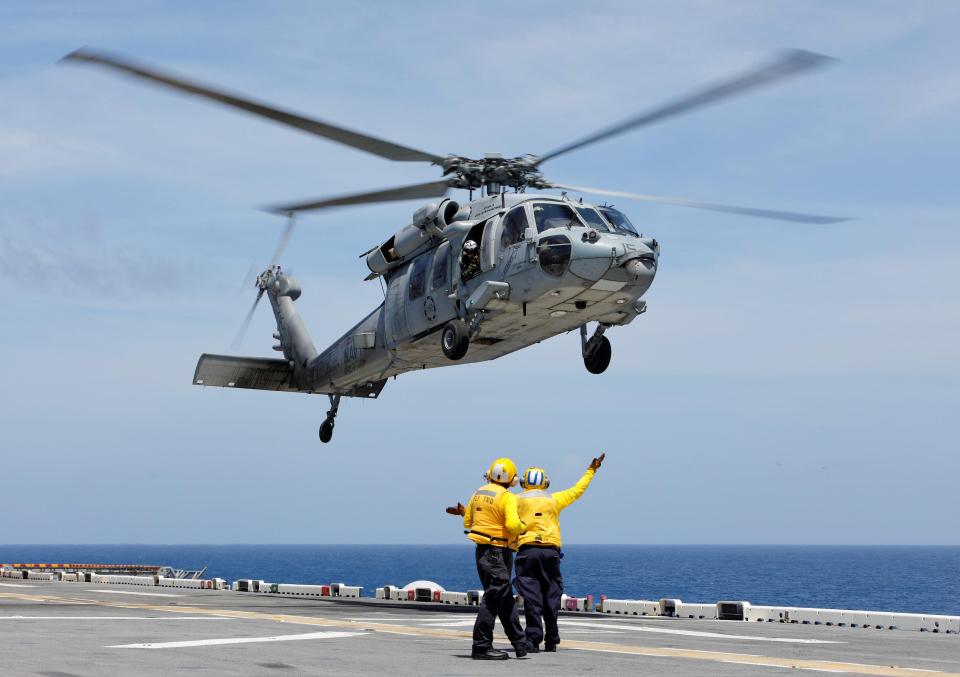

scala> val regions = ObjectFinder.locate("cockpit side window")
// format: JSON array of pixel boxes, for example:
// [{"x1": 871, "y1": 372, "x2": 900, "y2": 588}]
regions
[
  {"x1": 576, "y1": 206, "x2": 611, "y2": 232},
  {"x1": 598, "y1": 206, "x2": 639, "y2": 237},
  {"x1": 407, "y1": 255, "x2": 428, "y2": 301},
  {"x1": 500, "y1": 206, "x2": 530, "y2": 249},
  {"x1": 533, "y1": 203, "x2": 582, "y2": 233}
]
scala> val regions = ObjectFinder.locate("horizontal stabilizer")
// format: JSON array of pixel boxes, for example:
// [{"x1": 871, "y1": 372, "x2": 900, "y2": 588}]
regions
[
  {"x1": 192, "y1": 353, "x2": 388, "y2": 399},
  {"x1": 193, "y1": 354, "x2": 303, "y2": 393}
]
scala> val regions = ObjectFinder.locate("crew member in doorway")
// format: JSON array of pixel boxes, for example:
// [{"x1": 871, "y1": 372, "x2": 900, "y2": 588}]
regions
[
  {"x1": 514, "y1": 453, "x2": 605, "y2": 652},
  {"x1": 460, "y1": 239, "x2": 480, "y2": 281},
  {"x1": 447, "y1": 457, "x2": 529, "y2": 660}
]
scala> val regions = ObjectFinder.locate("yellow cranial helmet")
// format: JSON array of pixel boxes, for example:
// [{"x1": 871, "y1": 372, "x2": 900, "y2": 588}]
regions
[
  {"x1": 521, "y1": 467, "x2": 550, "y2": 490},
  {"x1": 485, "y1": 457, "x2": 518, "y2": 486}
]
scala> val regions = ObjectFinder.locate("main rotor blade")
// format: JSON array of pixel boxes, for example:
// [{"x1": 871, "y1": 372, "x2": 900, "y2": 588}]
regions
[
  {"x1": 265, "y1": 180, "x2": 451, "y2": 215},
  {"x1": 537, "y1": 49, "x2": 834, "y2": 165},
  {"x1": 548, "y1": 183, "x2": 848, "y2": 224},
  {"x1": 231, "y1": 289, "x2": 264, "y2": 351},
  {"x1": 61, "y1": 48, "x2": 444, "y2": 163}
]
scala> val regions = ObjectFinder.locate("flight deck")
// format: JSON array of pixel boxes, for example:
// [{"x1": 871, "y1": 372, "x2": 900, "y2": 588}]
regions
[{"x1": 0, "y1": 577, "x2": 957, "y2": 676}]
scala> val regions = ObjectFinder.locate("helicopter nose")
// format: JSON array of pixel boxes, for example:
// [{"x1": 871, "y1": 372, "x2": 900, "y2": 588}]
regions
[
  {"x1": 568, "y1": 242, "x2": 614, "y2": 280},
  {"x1": 624, "y1": 256, "x2": 656, "y2": 282},
  {"x1": 564, "y1": 234, "x2": 658, "y2": 285},
  {"x1": 567, "y1": 232, "x2": 628, "y2": 280}
]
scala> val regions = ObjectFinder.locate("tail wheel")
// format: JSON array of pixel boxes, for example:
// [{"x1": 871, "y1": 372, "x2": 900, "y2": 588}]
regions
[
  {"x1": 584, "y1": 336, "x2": 612, "y2": 374},
  {"x1": 319, "y1": 419, "x2": 334, "y2": 443},
  {"x1": 441, "y1": 319, "x2": 470, "y2": 361}
]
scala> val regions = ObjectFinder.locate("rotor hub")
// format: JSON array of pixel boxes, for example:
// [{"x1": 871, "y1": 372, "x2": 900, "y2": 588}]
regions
[{"x1": 441, "y1": 154, "x2": 543, "y2": 191}]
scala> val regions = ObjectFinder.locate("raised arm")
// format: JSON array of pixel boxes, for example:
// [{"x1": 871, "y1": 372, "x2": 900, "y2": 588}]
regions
[{"x1": 553, "y1": 453, "x2": 605, "y2": 510}]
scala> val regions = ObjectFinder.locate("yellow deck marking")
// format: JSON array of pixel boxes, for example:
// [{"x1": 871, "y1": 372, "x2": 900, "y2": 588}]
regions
[{"x1": 1, "y1": 591, "x2": 957, "y2": 677}]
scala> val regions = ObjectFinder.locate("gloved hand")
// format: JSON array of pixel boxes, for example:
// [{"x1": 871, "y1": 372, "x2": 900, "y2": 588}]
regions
[
  {"x1": 589, "y1": 452, "x2": 605, "y2": 471},
  {"x1": 445, "y1": 502, "x2": 466, "y2": 516}
]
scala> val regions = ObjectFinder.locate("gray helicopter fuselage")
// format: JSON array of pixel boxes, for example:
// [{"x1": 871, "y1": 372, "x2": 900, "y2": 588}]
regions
[
  {"x1": 280, "y1": 192, "x2": 657, "y2": 397},
  {"x1": 66, "y1": 47, "x2": 841, "y2": 442}
]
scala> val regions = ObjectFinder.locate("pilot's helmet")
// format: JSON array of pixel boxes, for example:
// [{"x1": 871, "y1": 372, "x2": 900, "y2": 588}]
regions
[{"x1": 463, "y1": 239, "x2": 478, "y2": 251}]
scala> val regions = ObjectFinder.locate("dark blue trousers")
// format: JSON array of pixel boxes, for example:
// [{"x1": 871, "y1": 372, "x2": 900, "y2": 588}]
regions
[
  {"x1": 472, "y1": 545, "x2": 525, "y2": 652},
  {"x1": 514, "y1": 545, "x2": 563, "y2": 646}
]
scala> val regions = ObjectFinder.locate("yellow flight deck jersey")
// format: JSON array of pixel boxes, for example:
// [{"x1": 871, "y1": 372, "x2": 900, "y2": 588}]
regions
[
  {"x1": 463, "y1": 482, "x2": 524, "y2": 550},
  {"x1": 516, "y1": 468, "x2": 595, "y2": 549}
]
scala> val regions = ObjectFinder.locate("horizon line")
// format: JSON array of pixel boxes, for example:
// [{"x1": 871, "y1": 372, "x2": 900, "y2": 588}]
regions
[{"x1": 3, "y1": 543, "x2": 959, "y2": 548}]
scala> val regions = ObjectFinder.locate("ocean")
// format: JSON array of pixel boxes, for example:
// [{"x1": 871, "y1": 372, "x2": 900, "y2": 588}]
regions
[{"x1": 2, "y1": 545, "x2": 957, "y2": 616}]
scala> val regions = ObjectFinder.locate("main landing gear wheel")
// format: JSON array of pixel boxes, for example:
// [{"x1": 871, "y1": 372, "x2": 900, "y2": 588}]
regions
[
  {"x1": 319, "y1": 419, "x2": 334, "y2": 443},
  {"x1": 441, "y1": 319, "x2": 470, "y2": 361},
  {"x1": 319, "y1": 393, "x2": 341, "y2": 444},
  {"x1": 584, "y1": 335, "x2": 612, "y2": 374}
]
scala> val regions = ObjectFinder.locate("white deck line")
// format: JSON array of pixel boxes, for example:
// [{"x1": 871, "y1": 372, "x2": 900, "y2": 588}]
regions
[
  {"x1": 0, "y1": 616, "x2": 232, "y2": 620},
  {"x1": 108, "y1": 630, "x2": 369, "y2": 649},
  {"x1": 417, "y1": 619, "x2": 477, "y2": 628},
  {"x1": 559, "y1": 620, "x2": 843, "y2": 644},
  {"x1": 84, "y1": 589, "x2": 183, "y2": 598}
]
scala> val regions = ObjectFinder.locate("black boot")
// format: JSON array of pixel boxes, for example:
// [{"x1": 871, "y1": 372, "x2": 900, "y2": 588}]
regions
[
  {"x1": 472, "y1": 648, "x2": 509, "y2": 660},
  {"x1": 544, "y1": 643, "x2": 557, "y2": 652},
  {"x1": 513, "y1": 641, "x2": 529, "y2": 658}
]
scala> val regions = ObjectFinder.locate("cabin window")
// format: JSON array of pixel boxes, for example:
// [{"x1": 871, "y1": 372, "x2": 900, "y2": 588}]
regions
[
  {"x1": 576, "y1": 206, "x2": 611, "y2": 232},
  {"x1": 431, "y1": 243, "x2": 450, "y2": 290},
  {"x1": 537, "y1": 235, "x2": 571, "y2": 276},
  {"x1": 408, "y1": 256, "x2": 428, "y2": 300},
  {"x1": 500, "y1": 206, "x2": 529, "y2": 249},
  {"x1": 598, "y1": 206, "x2": 640, "y2": 237},
  {"x1": 533, "y1": 203, "x2": 582, "y2": 233}
]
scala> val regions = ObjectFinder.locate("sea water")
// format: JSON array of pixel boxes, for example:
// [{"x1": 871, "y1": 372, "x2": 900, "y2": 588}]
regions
[{"x1": 1, "y1": 544, "x2": 957, "y2": 616}]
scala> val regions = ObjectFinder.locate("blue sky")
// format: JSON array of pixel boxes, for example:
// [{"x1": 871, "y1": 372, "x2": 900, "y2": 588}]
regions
[{"x1": 1, "y1": 1, "x2": 957, "y2": 544}]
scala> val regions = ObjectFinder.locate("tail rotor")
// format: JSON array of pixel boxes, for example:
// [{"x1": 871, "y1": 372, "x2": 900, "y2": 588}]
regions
[
  {"x1": 231, "y1": 214, "x2": 296, "y2": 351},
  {"x1": 231, "y1": 286, "x2": 265, "y2": 351}
]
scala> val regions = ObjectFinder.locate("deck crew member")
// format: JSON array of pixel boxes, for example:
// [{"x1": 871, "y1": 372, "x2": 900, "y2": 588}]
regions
[
  {"x1": 514, "y1": 453, "x2": 605, "y2": 652},
  {"x1": 448, "y1": 457, "x2": 529, "y2": 660}
]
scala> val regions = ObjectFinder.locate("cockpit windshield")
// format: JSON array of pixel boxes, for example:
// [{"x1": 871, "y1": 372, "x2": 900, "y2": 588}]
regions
[
  {"x1": 598, "y1": 206, "x2": 639, "y2": 237},
  {"x1": 575, "y1": 207, "x2": 611, "y2": 232}
]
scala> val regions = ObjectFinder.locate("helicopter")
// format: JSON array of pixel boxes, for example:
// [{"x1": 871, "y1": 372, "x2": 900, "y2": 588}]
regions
[{"x1": 62, "y1": 48, "x2": 845, "y2": 443}]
